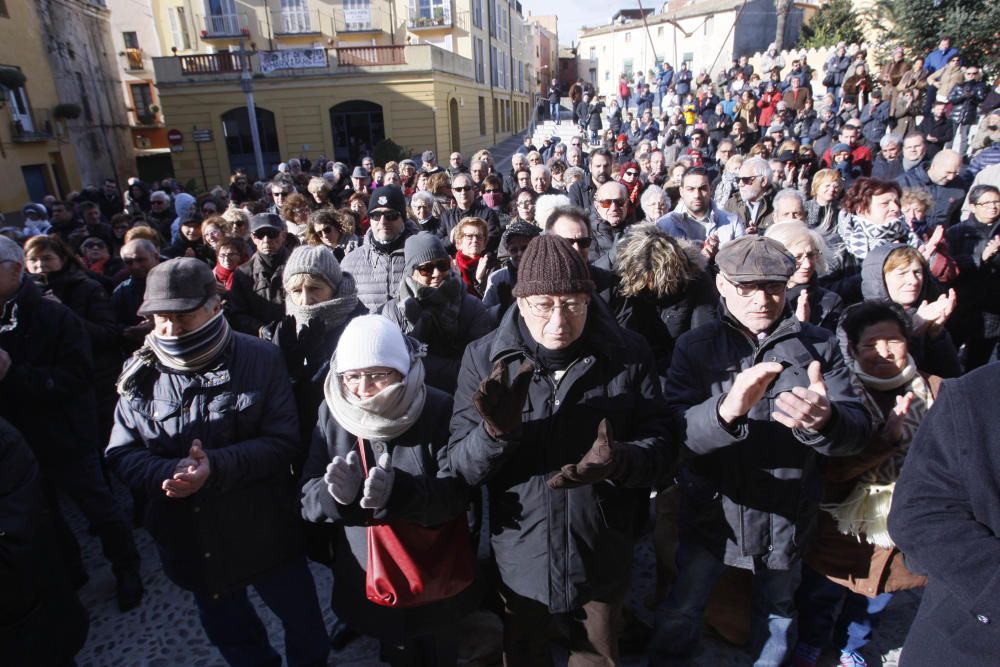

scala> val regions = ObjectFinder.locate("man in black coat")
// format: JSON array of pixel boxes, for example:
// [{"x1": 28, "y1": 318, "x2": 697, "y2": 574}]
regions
[
  {"x1": 567, "y1": 147, "x2": 612, "y2": 217},
  {"x1": 889, "y1": 363, "x2": 1000, "y2": 667},
  {"x1": 449, "y1": 235, "x2": 675, "y2": 665},
  {"x1": 650, "y1": 236, "x2": 869, "y2": 665},
  {"x1": 897, "y1": 149, "x2": 966, "y2": 228},
  {"x1": 0, "y1": 237, "x2": 143, "y2": 612},
  {"x1": 225, "y1": 213, "x2": 291, "y2": 335},
  {"x1": 107, "y1": 258, "x2": 329, "y2": 667}
]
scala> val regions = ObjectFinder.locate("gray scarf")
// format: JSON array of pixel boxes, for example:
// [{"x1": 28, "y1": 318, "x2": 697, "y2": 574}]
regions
[
  {"x1": 285, "y1": 274, "x2": 360, "y2": 333},
  {"x1": 324, "y1": 342, "x2": 427, "y2": 441},
  {"x1": 398, "y1": 272, "x2": 463, "y2": 339}
]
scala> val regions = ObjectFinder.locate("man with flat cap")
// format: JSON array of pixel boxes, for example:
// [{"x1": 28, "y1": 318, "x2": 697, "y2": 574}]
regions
[
  {"x1": 649, "y1": 235, "x2": 869, "y2": 666},
  {"x1": 106, "y1": 258, "x2": 329, "y2": 667}
]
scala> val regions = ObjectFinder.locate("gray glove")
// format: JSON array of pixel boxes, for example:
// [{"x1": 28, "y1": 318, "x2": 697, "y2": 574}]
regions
[
  {"x1": 324, "y1": 450, "x2": 363, "y2": 505},
  {"x1": 360, "y1": 453, "x2": 395, "y2": 510}
]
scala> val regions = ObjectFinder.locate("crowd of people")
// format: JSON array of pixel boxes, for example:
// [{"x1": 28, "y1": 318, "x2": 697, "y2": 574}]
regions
[{"x1": 2, "y1": 33, "x2": 1000, "y2": 667}]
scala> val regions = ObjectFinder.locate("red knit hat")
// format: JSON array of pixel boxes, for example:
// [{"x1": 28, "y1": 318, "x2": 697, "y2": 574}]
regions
[{"x1": 512, "y1": 235, "x2": 594, "y2": 297}]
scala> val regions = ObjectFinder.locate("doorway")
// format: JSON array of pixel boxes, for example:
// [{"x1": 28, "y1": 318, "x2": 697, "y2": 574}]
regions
[{"x1": 329, "y1": 100, "x2": 384, "y2": 164}]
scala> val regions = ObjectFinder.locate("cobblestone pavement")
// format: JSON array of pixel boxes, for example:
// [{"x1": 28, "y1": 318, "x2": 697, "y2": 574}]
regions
[{"x1": 69, "y1": 483, "x2": 918, "y2": 667}]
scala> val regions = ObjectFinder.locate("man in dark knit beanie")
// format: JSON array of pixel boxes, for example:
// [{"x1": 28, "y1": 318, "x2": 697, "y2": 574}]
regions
[{"x1": 449, "y1": 234, "x2": 676, "y2": 664}]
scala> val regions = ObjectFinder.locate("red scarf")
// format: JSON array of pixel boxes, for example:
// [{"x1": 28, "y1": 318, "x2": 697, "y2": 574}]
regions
[
  {"x1": 454, "y1": 252, "x2": 481, "y2": 295},
  {"x1": 214, "y1": 262, "x2": 236, "y2": 290}
]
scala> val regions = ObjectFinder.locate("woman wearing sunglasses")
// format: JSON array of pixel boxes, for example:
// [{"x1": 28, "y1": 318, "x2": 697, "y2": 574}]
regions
[
  {"x1": 382, "y1": 234, "x2": 494, "y2": 393},
  {"x1": 301, "y1": 315, "x2": 478, "y2": 666}
]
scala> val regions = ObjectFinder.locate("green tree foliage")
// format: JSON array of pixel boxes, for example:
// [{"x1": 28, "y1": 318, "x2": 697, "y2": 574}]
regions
[
  {"x1": 869, "y1": 0, "x2": 999, "y2": 71},
  {"x1": 797, "y1": 0, "x2": 864, "y2": 49},
  {"x1": 373, "y1": 138, "x2": 414, "y2": 166}
]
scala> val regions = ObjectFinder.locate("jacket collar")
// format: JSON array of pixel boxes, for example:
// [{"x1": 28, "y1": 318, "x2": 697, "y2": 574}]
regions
[
  {"x1": 718, "y1": 299, "x2": 802, "y2": 353},
  {"x1": 487, "y1": 295, "x2": 627, "y2": 365}
]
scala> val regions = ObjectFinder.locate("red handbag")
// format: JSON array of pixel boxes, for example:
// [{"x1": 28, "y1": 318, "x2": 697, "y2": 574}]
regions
[{"x1": 357, "y1": 438, "x2": 476, "y2": 608}]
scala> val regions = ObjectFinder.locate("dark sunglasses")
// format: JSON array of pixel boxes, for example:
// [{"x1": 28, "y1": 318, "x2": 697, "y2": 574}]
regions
[
  {"x1": 253, "y1": 229, "x2": 281, "y2": 240},
  {"x1": 597, "y1": 198, "x2": 626, "y2": 209},
  {"x1": 483, "y1": 188, "x2": 502, "y2": 194},
  {"x1": 624, "y1": 170, "x2": 640, "y2": 177},
  {"x1": 415, "y1": 259, "x2": 452, "y2": 276},
  {"x1": 989, "y1": 125, "x2": 1000, "y2": 131},
  {"x1": 453, "y1": 185, "x2": 476, "y2": 193},
  {"x1": 737, "y1": 176, "x2": 759, "y2": 185},
  {"x1": 370, "y1": 210, "x2": 401, "y2": 222},
  {"x1": 566, "y1": 236, "x2": 593, "y2": 249},
  {"x1": 82, "y1": 242, "x2": 107, "y2": 250}
]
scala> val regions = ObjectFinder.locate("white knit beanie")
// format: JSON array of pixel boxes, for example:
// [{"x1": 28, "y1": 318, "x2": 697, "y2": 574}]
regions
[{"x1": 334, "y1": 315, "x2": 410, "y2": 375}]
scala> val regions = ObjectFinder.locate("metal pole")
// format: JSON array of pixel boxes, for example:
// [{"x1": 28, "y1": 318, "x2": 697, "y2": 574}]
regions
[
  {"x1": 194, "y1": 125, "x2": 209, "y2": 191},
  {"x1": 239, "y1": 38, "x2": 266, "y2": 179}
]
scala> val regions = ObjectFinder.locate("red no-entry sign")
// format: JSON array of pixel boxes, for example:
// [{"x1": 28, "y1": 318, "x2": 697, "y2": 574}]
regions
[{"x1": 167, "y1": 129, "x2": 183, "y2": 145}]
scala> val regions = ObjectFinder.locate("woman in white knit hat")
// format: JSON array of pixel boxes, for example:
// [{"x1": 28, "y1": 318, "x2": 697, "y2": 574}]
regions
[{"x1": 300, "y1": 315, "x2": 478, "y2": 666}]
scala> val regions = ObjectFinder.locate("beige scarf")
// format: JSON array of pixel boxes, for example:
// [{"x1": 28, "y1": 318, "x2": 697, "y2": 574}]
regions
[
  {"x1": 822, "y1": 355, "x2": 933, "y2": 548},
  {"x1": 323, "y1": 343, "x2": 427, "y2": 441}
]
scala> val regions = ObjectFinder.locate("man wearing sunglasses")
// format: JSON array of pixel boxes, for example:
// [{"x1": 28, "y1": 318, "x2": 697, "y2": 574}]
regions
[
  {"x1": 267, "y1": 177, "x2": 295, "y2": 215},
  {"x1": 341, "y1": 185, "x2": 419, "y2": 312},
  {"x1": 590, "y1": 181, "x2": 633, "y2": 270},
  {"x1": 651, "y1": 236, "x2": 868, "y2": 665},
  {"x1": 226, "y1": 213, "x2": 292, "y2": 335},
  {"x1": 724, "y1": 156, "x2": 776, "y2": 234},
  {"x1": 450, "y1": 234, "x2": 675, "y2": 665},
  {"x1": 439, "y1": 173, "x2": 501, "y2": 253}
]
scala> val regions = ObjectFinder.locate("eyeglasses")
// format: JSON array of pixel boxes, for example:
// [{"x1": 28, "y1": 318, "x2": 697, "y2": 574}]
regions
[
  {"x1": 461, "y1": 232, "x2": 484, "y2": 241},
  {"x1": 483, "y1": 189, "x2": 503, "y2": 195},
  {"x1": 314, "y1": 226, "x2": 339, "y2": 237},
  {"x1": 975, "y1": 200, "x2": 1000, "y2": 208},
  {"x1": 253, "y1": 229, "x2": 281, "y2": 240},
  {"x1": 737, "y1": 176, "x2": 760, "y2": 185},
  {"x1": 218, "y1": 251, "x2": 242, "y2": 260},
  {"x1": 794, "y1": 251, "x2": 819, "y2": 264},
  {"x1": 415, "y1": 259, "x2": 452, "y2": 276},
  {"x1": 517, "y1": 200, "x2": 535, "y2": 208},
  {"x1": 564, "y1": 236, "x2": 592, "y2": 249},
  {"x1": 370, "y1": 210, "x2": 401, "y2": 222},
  {"x1": 338, "y1": 371, "x2": 397, "y2": 387},
  {"x1": 523, "y1": 297, "x2": 590, "y2": 318},
  {"x1": 272, "y1": 191, "x2": 288, "y2": 198},
  {"x1": 729, "y1": 280, "x2": 785, "y2": 297},
  {"x1": 81, "y1": 242, "x2": 107, "y2": 250},
  {"x1": 597, "y1": 198, "x2": 626, "y2": 209},
  {"x1": 453, "y1": 185, "x2": 476, "y2": 193}
]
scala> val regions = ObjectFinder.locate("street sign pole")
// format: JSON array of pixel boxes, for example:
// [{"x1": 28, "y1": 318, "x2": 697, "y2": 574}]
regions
[{"x1": 193, "y1": 125, "x2": 208, "y2": 192}]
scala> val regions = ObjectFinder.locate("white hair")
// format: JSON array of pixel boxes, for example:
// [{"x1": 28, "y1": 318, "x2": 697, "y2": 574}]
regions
[
  {"x1": 880, "y1": 134, "x2": 903, "y2": 149},
  {"x1": 410, "y1": 190, "x2": 435, "y2": 207},
  {"x1": 535, "y1": 194, "x2": 572, "y2": 230},
  {"x1": 743, "y1": 156, "x2": 773, "y2": 183},
  {"x1": 773, "y1": 188, "x2": 806, "y2": 210},
  {"x1": 640, "y1": 184, "x2": 670, "y2": 213},
  {"x1": 150, "y1": 190, "x2": 170, "y2": 203}
]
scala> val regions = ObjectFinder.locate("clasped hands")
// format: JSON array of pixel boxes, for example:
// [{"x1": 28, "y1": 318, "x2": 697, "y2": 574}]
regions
[
  {"x1": 325, "y1": 450, "x2": 394, "y2": 510},
  {"x1": 718, "y1": 360, "x2": 832, "y2": 432}
]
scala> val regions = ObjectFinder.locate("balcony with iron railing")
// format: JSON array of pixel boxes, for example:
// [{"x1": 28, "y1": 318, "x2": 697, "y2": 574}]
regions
[
  {"x1": 407, "y1": 1, "x2": 452, "y2": 29},
  {"x1": 199, "y1": 12, "x2": 250, "y2": 38},
  {"x1": 271, "y1": 8, "x2": 324, "y2": 36},
  {"x1": 154, "y1": 43, "x2": 476, "y2": 84}
]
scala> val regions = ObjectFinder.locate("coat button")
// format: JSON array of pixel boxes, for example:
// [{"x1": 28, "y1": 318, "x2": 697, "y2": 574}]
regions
[
  {"x1": 193, "y1": 506, "x2": 201, "y2": 513},
  {"x1": 204, "y1": 552, "x2": 211, "y2": 559},
  {"x1": 977, "y1": 614, "x2": 990, "y2": 624},
  {"x1": 374, "y1": 443, "x2": 384, "y2": 453},
  {"x1": 554, "y1": 399, "x2": 560, "y2": 406},
  {"x1": 767, "y1": 545, "x2": 773, "y2": 551}
]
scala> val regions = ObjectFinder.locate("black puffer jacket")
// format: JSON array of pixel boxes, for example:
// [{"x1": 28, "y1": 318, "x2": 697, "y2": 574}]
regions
[
  {"x1": 946, "y1": 217, "x2": 1000, "y2": 341},
  {"x1": 106, "y1": 334, "x2": 304, "y2": 595},
  {"x1": 0, "y1": 278, "x2": 99, "y2": 464},
  {"x1": 301, "y1": 386, "x2": 477, "y2": 645},
  {"x1": 663, "y1": 305, "x2": 869, "y2": 570},
  {"x1": 448, "y1": 304, "x2": 676, "y2": 612}
]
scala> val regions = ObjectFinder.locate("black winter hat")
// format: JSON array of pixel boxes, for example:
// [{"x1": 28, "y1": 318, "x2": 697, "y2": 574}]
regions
[
  {"x1": 368, "y1": 185, "x2": 407, "y2": 218},
  {"x1": 512, "y1": 235, "x2": 594, "y2": 297}
]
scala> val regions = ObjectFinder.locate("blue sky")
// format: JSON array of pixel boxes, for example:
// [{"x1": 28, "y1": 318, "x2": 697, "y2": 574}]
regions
[{"x1": 520, "y1": 0, "x2": 649, "y2": 45}]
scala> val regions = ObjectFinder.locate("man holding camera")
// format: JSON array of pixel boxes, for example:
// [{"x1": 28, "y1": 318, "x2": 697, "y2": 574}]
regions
[{"x1": 649, "y1": 236, "x2": 869, "y2": 666}]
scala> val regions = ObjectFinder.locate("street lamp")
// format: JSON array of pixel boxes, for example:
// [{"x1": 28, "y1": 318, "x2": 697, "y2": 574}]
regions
[{"x1": 238, "y1": 37, "x2": 266, "y2": 179}]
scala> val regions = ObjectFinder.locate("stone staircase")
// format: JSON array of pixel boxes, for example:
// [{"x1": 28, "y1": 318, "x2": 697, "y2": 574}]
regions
[{"x1": 530, "y1": 118, "x2": 586, "y2": 151}]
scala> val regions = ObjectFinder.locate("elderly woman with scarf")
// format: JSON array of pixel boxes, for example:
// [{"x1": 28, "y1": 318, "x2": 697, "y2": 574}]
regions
[
  {"x1": 381, "y1": 234, "x2": 495, "y2": 393},
  {"x1": 300, "y1": 315, "x2": 478, "y2": 666},
  {"x1": 795, "y1": 302, "x2": 930, "y2": 667},
  {"x1": 261, "y1": 245, "x2": 367, "y2": 451},
  {"x1": 860, "y1": 244, "x2": 960, "y2": 378}
]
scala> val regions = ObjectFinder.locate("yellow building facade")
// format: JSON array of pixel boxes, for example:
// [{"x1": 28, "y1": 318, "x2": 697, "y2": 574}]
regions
[
  {"x1": 150, "y1": 0, "x2": 535, "y2": 188},
  {"x1": 0, "y1": 1, "x2": 81, "y2": 215}
]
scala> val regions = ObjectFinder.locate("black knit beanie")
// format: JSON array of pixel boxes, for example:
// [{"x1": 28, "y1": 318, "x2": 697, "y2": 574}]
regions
[{"x1": 512, "y1": 235, "x2": 594, "y2": 297}]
